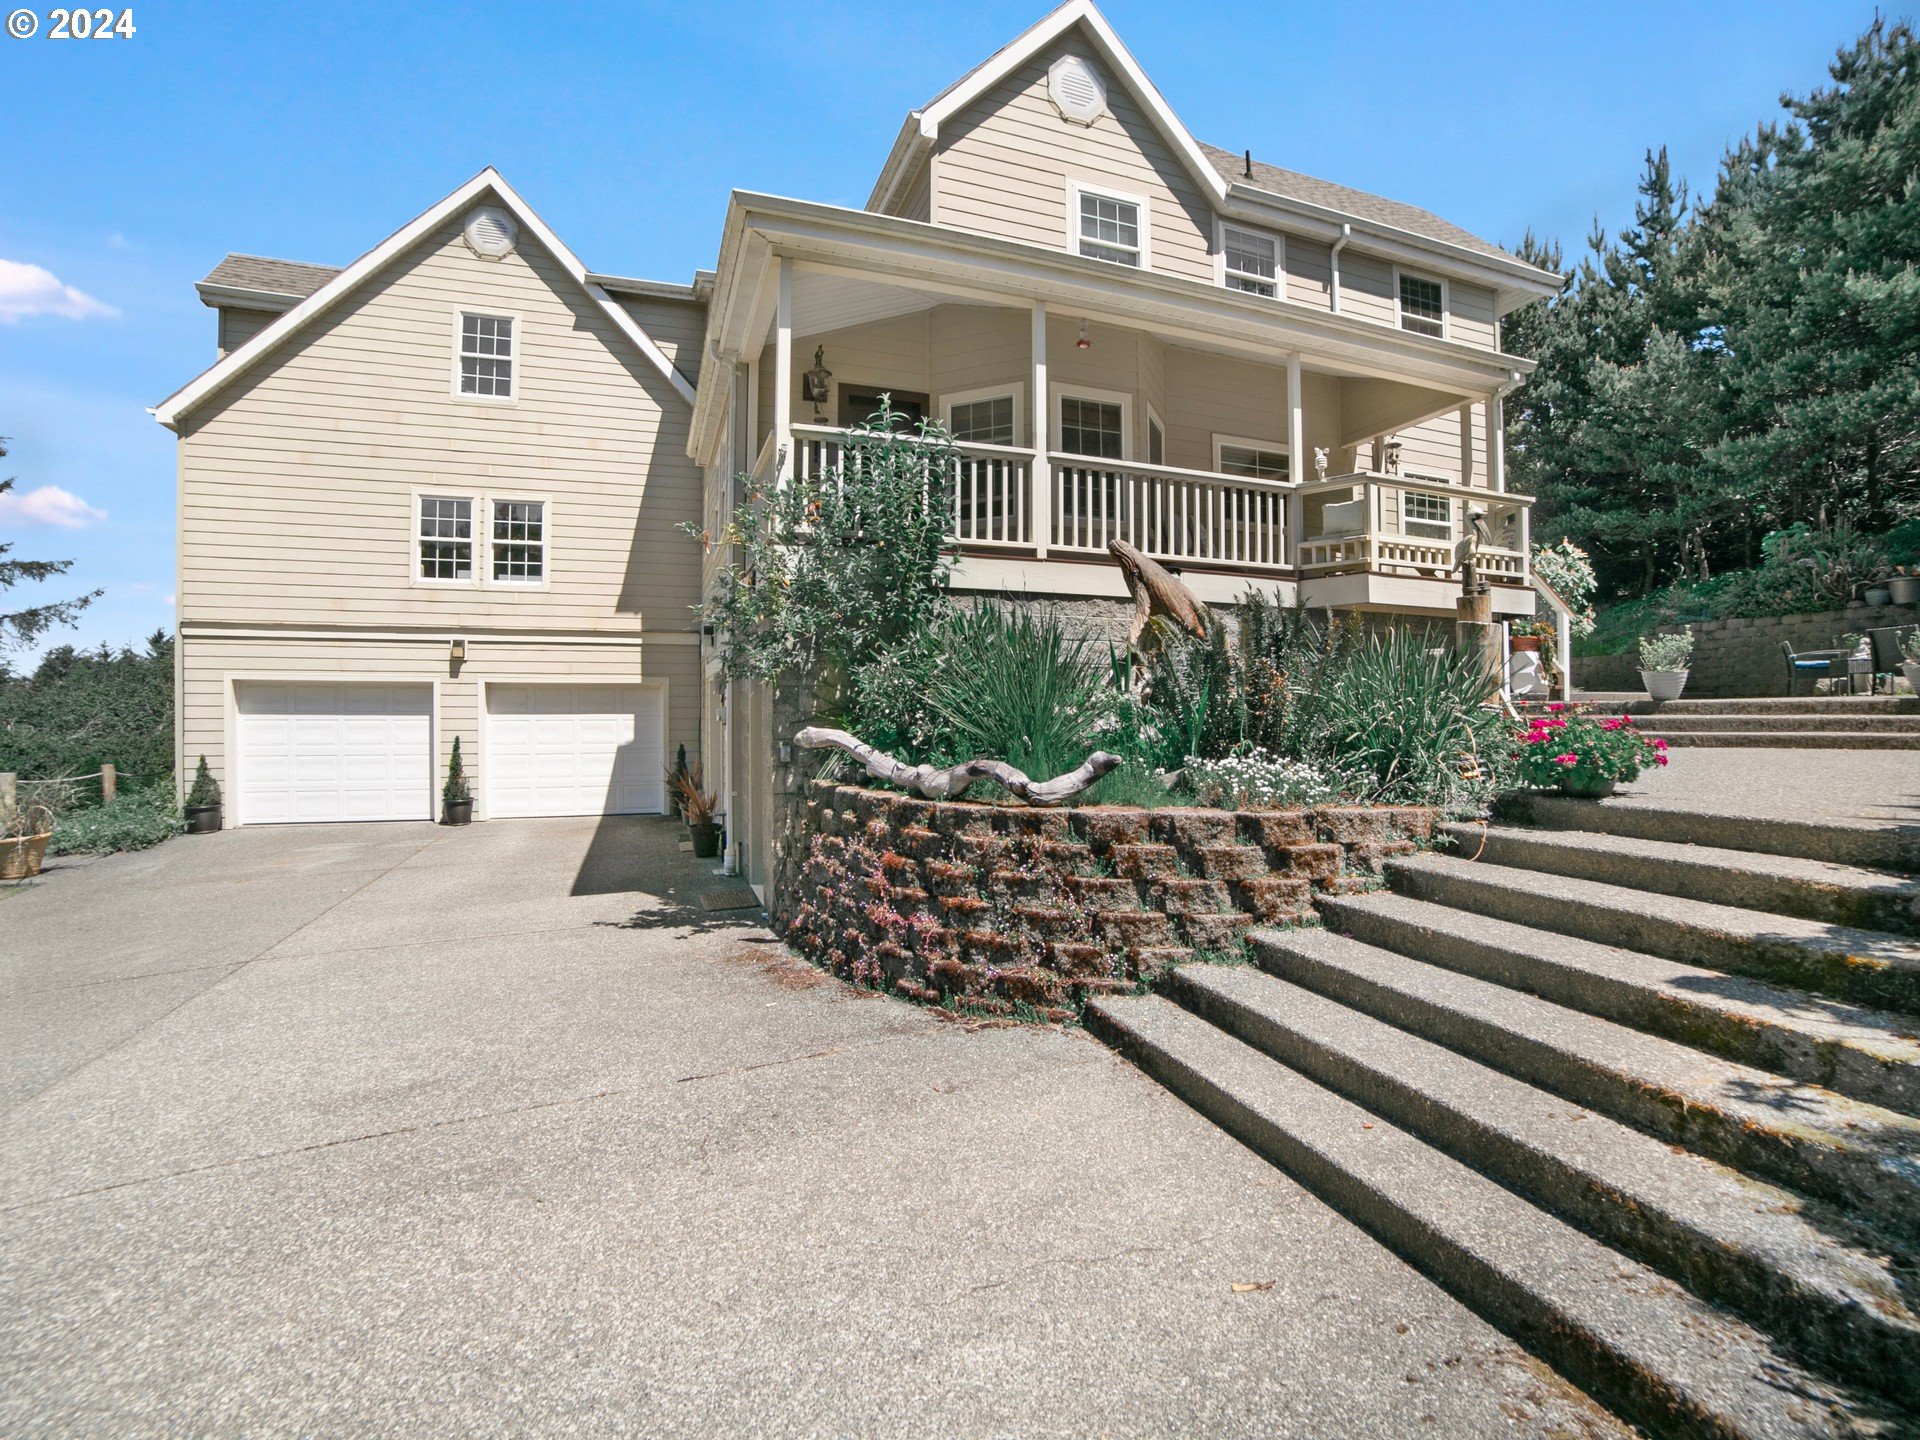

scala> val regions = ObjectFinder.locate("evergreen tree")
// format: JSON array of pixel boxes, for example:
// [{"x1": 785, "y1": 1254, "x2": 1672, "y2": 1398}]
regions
[{"x1": 0, "y1": 437, "x2": 100, "y2": 653}]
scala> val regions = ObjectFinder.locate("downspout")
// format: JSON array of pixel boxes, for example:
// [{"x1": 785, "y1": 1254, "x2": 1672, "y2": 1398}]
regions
[{"x1": 1328, "y1": 224, "x2": 1352, "y2": 314}]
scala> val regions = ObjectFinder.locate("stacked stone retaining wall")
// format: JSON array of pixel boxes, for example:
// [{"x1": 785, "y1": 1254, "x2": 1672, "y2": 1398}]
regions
[{"x1": 1573, "y1": 602, "x2": 1920, "y2": 697}]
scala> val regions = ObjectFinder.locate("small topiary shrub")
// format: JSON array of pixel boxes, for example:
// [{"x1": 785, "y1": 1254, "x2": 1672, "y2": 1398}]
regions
[
  {"x1": 185, "y1": 755, "x2": 220, "y2": 809},
  {"x1": 443, "y1": 737, "x2": 472, "y2": 807}
]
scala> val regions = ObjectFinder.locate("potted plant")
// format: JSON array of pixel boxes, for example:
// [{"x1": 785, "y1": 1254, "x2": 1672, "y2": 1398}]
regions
[
  {"x1": 1, "y1": 797, "x2": 55, "y2": 880},
  {"x1": 664, "y1": 743, "x2": 690, "y2": 819},
  {"x1": 1892, "y1": 566, "x2": 1920, "y2": 607},
  {"x1": 1516, "y1": 705, "x2": 1668, "y2": 799},
  {"x1": 184, "y1": 756, "x2": 223, "y2": 833},
  {"x1": 1902, "y1": 631, "x2": 1920, "y2": 694},
  {"x1": 673, "y1": 760, "x2": 721, "y2": 858},
  {"x1": 1866, "y1": 575, "x2": 1895, "y2": 607},
  {"x1": 1638, "y1": 628, "x2": 1694, "y2": 702},
  {"x1": 442, "y1": 737, "x2": 473, "y2": 825}
]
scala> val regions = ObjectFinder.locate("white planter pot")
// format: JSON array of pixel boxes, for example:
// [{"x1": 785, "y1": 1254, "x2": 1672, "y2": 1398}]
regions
[
  {"x1": 1902, "y1": 662, "x2": 1920, "y2": 694},
  {"x1": 1641, "y1": 668, "x2": 1689, "y2": 702}
]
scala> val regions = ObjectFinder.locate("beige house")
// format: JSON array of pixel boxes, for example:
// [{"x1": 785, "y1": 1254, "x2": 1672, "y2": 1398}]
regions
[{"x1": 155, "y1": 0, "x2": 1559, "y2": 884}]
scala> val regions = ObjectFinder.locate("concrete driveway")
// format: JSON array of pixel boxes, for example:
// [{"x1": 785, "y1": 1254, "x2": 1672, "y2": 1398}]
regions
[{"x1": 1, "y1": 819, "x2": 1623, "y2": 1438}]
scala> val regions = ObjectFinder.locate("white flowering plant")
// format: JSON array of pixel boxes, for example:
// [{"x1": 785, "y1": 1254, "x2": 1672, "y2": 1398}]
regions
[
  {"x1": 1183, "y1": 749, "x2": 1345, "y2": 809},
  {"x1": 1531, "y1": 538, "x2": 1598, "y2": 638}
]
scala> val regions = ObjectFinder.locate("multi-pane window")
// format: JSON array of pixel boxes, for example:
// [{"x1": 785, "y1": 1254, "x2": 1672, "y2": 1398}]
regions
[
  {"x1": 1218, "y1": 443, "x2": 1289, "y2": 480},
  {"x1": 459, "y1": 313, "x2": 515, "y2": 396},
  {"x1": 1403, "y1": 491, "x2": 1452, "y2": 539},
  {"x1": 1077, "y1": 191, "x2": 1141, "y2": 266},
  {"x1": 491, "y1": 499, "x2": 545, "y2": 582},
  {"x1": 949, "y1": 396, "x2": 1016, "y2": 446},
  {"x1": 1223, "y1": 225, "x2": 1279, "y2": 297},
  {"x1": 418, "y1": 496, "x2": 473, "y2": 581},
  {"x1": 1059, "y1": 397, "x2": 1125, "y2": 458},
  {"x1": 1398, "y1": 275, "x2": 1445, "y2": 337}
]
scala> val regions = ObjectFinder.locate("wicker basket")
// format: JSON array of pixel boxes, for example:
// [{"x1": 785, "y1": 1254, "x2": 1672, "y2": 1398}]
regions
[{"x1": 1, "y1": 832, "x2": 51, "y2": 881}]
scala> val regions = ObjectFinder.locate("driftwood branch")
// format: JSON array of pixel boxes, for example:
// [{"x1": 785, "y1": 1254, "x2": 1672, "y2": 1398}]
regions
[
  {"x1": 794, "y1": 727, "x2": 1121, "y2": 806},
  {"x1": 1109, "y1": 539, "x2": 1211, "y2": 649}
]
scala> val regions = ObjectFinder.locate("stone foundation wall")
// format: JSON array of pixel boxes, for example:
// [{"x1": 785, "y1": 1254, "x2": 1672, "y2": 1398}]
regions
[
  {"x1": 781, "y1": 781, "x2": 1433, "y2": 1020},
  {"x1": 1575, "y1": 602, "x2": 1920, "y2": 697}
]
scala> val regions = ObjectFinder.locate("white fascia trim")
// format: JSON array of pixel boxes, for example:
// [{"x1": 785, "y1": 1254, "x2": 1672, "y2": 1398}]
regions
[
  {"x1": 181, "y1": 624, "x2": 697, "y2": 645},
  {"x1": 914, "y1": 0, "x2": 1227, "y2": 206},
  {"x1": 152, "y1": 168, "x2": 696, "y2": 429},
  {"x1": 586, "y1": 271, "x2": 705, "y2": 302},
  {"x1": 867, "y1": 118, "x2": 932, "y2": 214},
  {"x1": 194, "y1": 282, "x2": 306, "y2": 312}
]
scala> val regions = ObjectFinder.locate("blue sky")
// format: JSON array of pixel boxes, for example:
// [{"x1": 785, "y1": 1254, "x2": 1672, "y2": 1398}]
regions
[{"x1": 0, "y1": 0, "x2": 1883, "y2": 659}]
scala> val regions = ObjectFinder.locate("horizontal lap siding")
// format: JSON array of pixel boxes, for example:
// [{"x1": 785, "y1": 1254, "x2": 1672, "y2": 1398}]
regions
[
  {"x1": 1163, "y1": 351, "x2": 1341, "y2": 475},
  {"x1": 180, "y1": 635, "x2": 700, "y2": 811},
  {"x1": 179, "y1": 218, "x2": 702, "y2": 635},
  {"x1": 933, "y1": 38, "x2": 1216, "y2": 284},
  {"x1": 217, "y1": 306, "x2": 280, "y2": 356}
]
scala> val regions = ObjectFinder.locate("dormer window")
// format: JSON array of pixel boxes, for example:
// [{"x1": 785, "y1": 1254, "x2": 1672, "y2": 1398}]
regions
[
  {"x1": 1222, "y1": 224, "x2": 1280, "y2": 298},
  {"x1": 1072, "y1": 185, "x2": 1145, "y2": 267},
  {"x1": 457, "y1": 312, "x2": 515, "y2": 397},
  {"x1": 1397, "y1": 274, "x2": 1446, "y2": 338}
]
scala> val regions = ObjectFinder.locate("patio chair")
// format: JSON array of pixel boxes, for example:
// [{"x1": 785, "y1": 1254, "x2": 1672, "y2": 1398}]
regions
[
  {"x1": 1781, "y1": 641, "x2": 1841, "y2": 696},
  {"x1": 1869, "y1": 625, "x2": 1918, "y2": 692}
]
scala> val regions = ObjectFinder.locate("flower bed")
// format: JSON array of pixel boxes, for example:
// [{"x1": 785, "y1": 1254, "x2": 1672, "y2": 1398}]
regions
[{"x1": 781, "y1": 781, "x2": 1433, "y2": 1021}]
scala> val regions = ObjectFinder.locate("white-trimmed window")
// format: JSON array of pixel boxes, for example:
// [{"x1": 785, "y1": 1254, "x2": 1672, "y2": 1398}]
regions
[
  {"x1": 1403, "y1": 490, "x2": 1453, "y2": 539},
  {"x1": 1146, "y1": 410, "x2": 1166, "y2": 466},
  {"x1": 1222, "y1": 224, "x2": 1281, "y2": 298},
  {"x1": 1071, "y1": 185, "x2": 1145, "y2": 267},
  {"x1": 1059, "y1": 395, "x2": 1127, "y2": 458},
  {"x1": 1397, "y1": 273, "x2": 1446, "y2": 338},
  {"x1": 1215, "y1": 437, "x2": 1289, "y2": 480},
  {"x1": 490, "y1": 499, "x2": 545, "y2": 583},
  {"x1": 418, "y1": 495, "x2": 474, "y2": 581},
  {"x1": 458, "y1": 312, "x2": 515, "y2": 397},
  {"x1": 946, "y1": 391, "x2": 1018, "y2": 446}
]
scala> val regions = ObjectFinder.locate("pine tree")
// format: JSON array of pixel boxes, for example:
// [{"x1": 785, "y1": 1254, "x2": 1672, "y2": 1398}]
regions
[{"x1": 0, "y1": 437, "x2": 101, "y2": 652}]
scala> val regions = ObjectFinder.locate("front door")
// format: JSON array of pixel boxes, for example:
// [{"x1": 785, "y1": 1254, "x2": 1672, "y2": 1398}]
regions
[{"x1": 838, "y1": 388, "x2": 927, "y2": 431}]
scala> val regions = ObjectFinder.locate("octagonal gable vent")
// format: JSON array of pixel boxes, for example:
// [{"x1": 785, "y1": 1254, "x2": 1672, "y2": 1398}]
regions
[
  {"x1": 463, "y1": 206, "x2": 519, "y2": 260},
  {"x1": 1047, "y1": 54, "x2": 1108, "y2": 126}
]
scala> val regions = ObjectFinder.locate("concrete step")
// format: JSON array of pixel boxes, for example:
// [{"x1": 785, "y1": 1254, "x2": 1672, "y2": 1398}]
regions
[
  {"x1": 1437, "y1": 821, "x2": 1920, "y2": 937},
  {"x1": 1645, "y1": 714, "x2": 1920, "y2": 734},
  {"x1": 1388, "y1": 851, "x2": 1920, "y2": 1017},
  {"x1": 1172, "y1": 960, "x2": 1920, "y2": 1405},
  {"x1": 1086, "y1": 993, "x2": 1895, "y2": 1439},
  {"x1": 1320, "y1": 888, "x2": 1920, "y2": 1116},
  {"x1": 1254, "y1": 908, "x2": 1920, "y2": 1238},
  {"x1": 1646, "y1": 730, "x2": 1920, "y2": 749},
  {"x1": 1623, "y1": 697, "x2": 1920, "y2": 716},
  {"x1": 1518, "y1": 792, "x2": 1920, "y2": 873}
]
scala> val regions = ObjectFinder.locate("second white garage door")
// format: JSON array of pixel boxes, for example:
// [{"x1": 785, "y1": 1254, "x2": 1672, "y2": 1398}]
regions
[
  {"x1": 485, "y1": 683, "x2": 666, "y2": 818},
  {"x1": 236, "y1": 681, "x2": 434, "y2": 825}
]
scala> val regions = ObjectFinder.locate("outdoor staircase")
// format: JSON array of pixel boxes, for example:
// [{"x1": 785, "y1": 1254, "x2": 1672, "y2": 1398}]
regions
[
  {"x1": 1089, "y1": 793, "x2": 1920, "y2": 1438},
  {"x1": 1611, "y1": 695, "x2": 1920, "y2": 750}
]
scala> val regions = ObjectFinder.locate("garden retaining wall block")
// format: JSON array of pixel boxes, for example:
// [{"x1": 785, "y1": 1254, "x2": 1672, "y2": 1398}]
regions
[{"x1": 1573, "y1": 601, "x2": 1920, "y2": 698}]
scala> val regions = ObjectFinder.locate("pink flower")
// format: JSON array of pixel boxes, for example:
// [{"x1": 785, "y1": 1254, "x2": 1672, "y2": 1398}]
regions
[
  {"x1": 1554, "y1": 753, "x2": 1579, "y2": 767},
  {"x1": 1652, "y1": 738, "x2": 1668, "y2": 751},
  {"x1": 1542, "y1": 718, "x2": 1567, "y2": 730},
  {"x1": 1656, "y1": 753, "x2": 1669, "y2": 766},
  {"x1": 1601, "y1": 717, "x2": 1625, "y2": 731},
  {"x1": 1547, "y1": 703, "x2": 1568, "y2": 713}
]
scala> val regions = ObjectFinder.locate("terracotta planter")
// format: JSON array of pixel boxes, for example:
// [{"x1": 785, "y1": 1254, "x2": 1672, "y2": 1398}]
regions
[
  {"x1": 1, "y1": 832, "x2": 51, "y2": 880},
  {"x1": 185, "y1": 804, "x2": 222, "y2": 834},
  {"x1": 690, "y1": 820, "x2": 721, "y2": 858},
  {"x1": 1509, "y1": 635, "x2": 1542, "y2": 653},
  {"x1": 1557, "y1": 776, "x2": 1617, "y2": 800},
  {"x1": 1641, "y1": 668, "x2": 1689, "y2": 702},
  {"x1": 442, "y1": 799, "x2": 473, "y2": 826}
]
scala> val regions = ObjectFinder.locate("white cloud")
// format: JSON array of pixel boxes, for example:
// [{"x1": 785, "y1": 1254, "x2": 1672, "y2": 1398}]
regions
[
  {"x1": 0, "y1": 484, "x2": 107, "y2": 528},
  {"x1": 0, "y1": 259, "x2": 119, "y2": 322},
  {"x1": 106, "y1": 233, "x2": 134, "y2": 251}
]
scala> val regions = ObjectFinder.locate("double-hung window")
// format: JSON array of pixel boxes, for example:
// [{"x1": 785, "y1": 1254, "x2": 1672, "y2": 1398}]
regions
[
  {"x1": 1222, "y1": 225, "x2": 1280, "y2": 298},
  {"x1": 458, "y1": 312, "x2": 515, "y2": 397},
  {"x1": 1402, "y1": 490, "x2": 1453, "y2": 540},
  {"x1": 1075, "y1": 187, "x2": 1143, "y2": 267},
  {"x1": 418, "y1": 496, "x2": 474, "y2": 581},
  {"x1": 491, "y1": 499, "x2": 545, "y2": 583},
  {"x1": 1397, "y1": 274, "x2": 1445, "y2": 338},
  {"x1": 948, "y1": 395, "x2": 1016, "y2": 447},
  {"x1": 1059, "y1": 396, "x2": 1126, "y2": 458}
]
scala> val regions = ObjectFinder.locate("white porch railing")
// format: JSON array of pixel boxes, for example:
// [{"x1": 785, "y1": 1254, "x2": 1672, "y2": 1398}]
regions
[
  {"x1": 790, "y1": 424, "x2": 1034, "y2": 548},
  {"x1": 1050, "y1": 457, "x2": 1290, "y2": 571},
  {"x1": 1296, "y1": 473, "x2": 1528, "y2": 583}
]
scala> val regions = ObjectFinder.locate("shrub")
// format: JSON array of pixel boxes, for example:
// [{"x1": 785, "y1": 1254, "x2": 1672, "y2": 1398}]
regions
[
  {"x1": 0, "y1": 632, "x2": 175, "y2": 791},
  {"x1": 1515, "y1": 708, "x2": 1666, "y2": 791},
  {"x1": 442, "y1": 737, "x2": 471, "y2": 807},
  {"x1": 47, "y1": 784, "x2": 181, "y2": 855},
  {"x1": 1638, "y1": 629, "x2": 1695, "y2": 671},
  {"x1": 185, "y1": 755, "x2": 220, "y2": 809},
  {"x1": 1530, "y1": 538, "x2": 1598, "y2": 637}
]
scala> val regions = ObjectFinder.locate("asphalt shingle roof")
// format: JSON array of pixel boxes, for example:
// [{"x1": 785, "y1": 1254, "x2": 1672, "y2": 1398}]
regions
[
  {"x1": 198, "y1": 254, "x2": 342, "y2": 301},
  {"x1": 1199, "y1": 143, "x2": 1522, "y2": 267}
]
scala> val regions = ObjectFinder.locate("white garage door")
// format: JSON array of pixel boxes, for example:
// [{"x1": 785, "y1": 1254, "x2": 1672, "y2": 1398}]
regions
[
  {"x1": 236, "y1": 682, "x2": 434, "y2": 825},
  {"x1": 485, "y1": 683, "x2": 666, "y2": 818}
]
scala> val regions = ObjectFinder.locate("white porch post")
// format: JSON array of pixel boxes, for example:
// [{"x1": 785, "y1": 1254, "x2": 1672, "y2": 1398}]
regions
[
  {"x1": 774, "y1": 257, "x2": 794, "y2": 485},
  {"x1": 1286, "y1": 353, "x2": 1304, "y2": 566},
  {"x1": 1458, "y1": 404, "x2": 1475, "y2": 486},
  {"x1": 1489, "y1": 394, "x2": 1507, "y2": 494},
  {"x1": 745, "y1": 355, "x2": 760, "y2": 477},
  {"x1": 1031, "y1": 301, "x2": 1050, "y2": 558}
]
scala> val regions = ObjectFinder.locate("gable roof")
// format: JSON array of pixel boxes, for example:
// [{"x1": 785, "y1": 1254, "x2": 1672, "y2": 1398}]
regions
[
  {"x1": 869, "y1": 0, "x2": 1228, "y2": 214},
  {"x1": 196, "y1": 254, "x2": 342, "y2": 308},
  {"x1": 153, "y1": 168, "x2": 697, "y2": 430},
  {"x1": 1201, "y1": 144, "x2": 1521, "y2": 268}
]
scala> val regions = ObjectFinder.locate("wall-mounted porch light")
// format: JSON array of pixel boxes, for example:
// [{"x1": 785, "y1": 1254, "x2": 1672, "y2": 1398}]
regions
[
  {"x1": 801, "y1": 346, "x2": 833, "y2": 423},
  {"x1": 449, "y1": 637, "x2": 467, "y2": 665}
]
